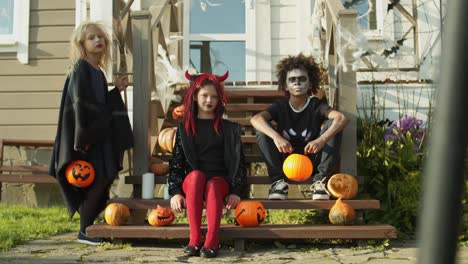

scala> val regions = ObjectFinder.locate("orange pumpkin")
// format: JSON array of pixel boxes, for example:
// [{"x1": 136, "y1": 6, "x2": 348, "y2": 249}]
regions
[
  {"x1": 172, "y1": 105, "x2": 184, "y2": 120},
  {"x1": 282, "y1": 154, "x2": 313, "y2": 182},
  {"x1": 104, "y1": 203, "x2": 130, "y2": 226},
  {"x1": 158, "y1": 127, "x2": 177, "y2": 153},
  {"x1": 148, "y1": 205, "x2": 175, "y2": 226},
  {"x1": 151, "y1": 163, "x2": 169, "y2": 176},
  {"x1": 328, "y1": 198, "x2": 356, "y2": 225},
  {"x1": 327, "y1": 173, "x2": 358, "y2": 199},
  {"x1": 235, "y1": 201, "x2": 266, "y2": 227},
  {"x1": 65, "y1": 160, "x2": 95, "y2": 188}
]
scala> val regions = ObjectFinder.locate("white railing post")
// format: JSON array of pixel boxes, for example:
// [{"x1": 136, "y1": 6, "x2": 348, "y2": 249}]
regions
[
  {"x1": 131, "y1": 11, "x2": 152, "y2": 197},
  {"x1": 337, "y1": 9, "x2": 358, "y2": 176}
]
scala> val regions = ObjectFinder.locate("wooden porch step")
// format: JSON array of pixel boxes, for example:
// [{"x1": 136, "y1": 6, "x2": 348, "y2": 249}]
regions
[
  {"x1": 86, "y1": 223, "x2": 397, "y2": 239},
  {"x1": 108, "y1": 198, "x2": 379, "y2": 210},
  {"x1": 125, "y1": 175, "x2": 364, "y2": 185},
  {"x1": 154, "y1": 153, "x2": 265, "y2": 163}
]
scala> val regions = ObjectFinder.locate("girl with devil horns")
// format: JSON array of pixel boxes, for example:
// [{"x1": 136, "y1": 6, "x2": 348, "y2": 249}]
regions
[{"x1": 168, "y1": 71, "x2": 247, "y2": 258}]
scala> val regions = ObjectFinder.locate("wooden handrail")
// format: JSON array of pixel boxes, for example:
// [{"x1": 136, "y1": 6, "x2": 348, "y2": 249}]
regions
[
  {"x1": 324, "y1": 0, "x2": 346, "y2": 25},
  {"x1": 1, "y1": 139, "x2": 54, "y2": 148},
  {"x1": 150, "y1": 0, "x2": 173, "y2": 30}
]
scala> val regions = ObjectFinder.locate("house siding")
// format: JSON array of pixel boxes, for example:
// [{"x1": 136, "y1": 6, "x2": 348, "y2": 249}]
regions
[
  {"x1": 270, "y1": 0, "x2": 297, "y2": 78},
  {"x1": 0, "y1": 0, "x2": 75, "y2": 140}
]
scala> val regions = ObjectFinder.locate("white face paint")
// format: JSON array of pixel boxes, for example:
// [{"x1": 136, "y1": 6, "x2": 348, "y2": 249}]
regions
[{"x1": 285, "y1": 68, "x2": 310, "y2": 97}]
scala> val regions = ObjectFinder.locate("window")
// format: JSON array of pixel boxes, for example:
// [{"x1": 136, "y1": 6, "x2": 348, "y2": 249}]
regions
[
  {"x1": 0, "y1": 0, "x2": 16, "y2": 40},
  {"x1": 341, "y1": 0, "x2": 384, "y2": 37},
  {"x1": 184, "y1": 0, "x2": 246, "y2": 81},
  {"x1": 0, "y1": 0, "x2": 29, "y2": 64}
]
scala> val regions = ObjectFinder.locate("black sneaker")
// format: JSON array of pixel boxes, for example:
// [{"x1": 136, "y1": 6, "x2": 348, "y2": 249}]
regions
[
  {"x1": 77, "y1": 231, "x2": 104, "y2": 246},
  {"x1": 268, "y1": 179, "x2": 288, "y2": 200},
  {"x1": 310, "y1": 178, "x2": 330, "y2": 200}
]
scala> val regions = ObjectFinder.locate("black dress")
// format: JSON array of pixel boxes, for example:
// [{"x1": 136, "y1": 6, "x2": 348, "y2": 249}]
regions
[{"x1": 49, "y1": 59, "x2": 133, "y2": 218}]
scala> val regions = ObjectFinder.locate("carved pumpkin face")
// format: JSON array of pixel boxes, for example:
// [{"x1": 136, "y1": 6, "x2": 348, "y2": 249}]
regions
[
  {"x1": 283, "y1": 154, "x2": 313, "y2": 182},
  {"x1": 172, "y1": 105, "x2": 184, "y2": 120},
  {"x1": 327, "y1": 173, "x2": 358, "y2": 199},
  {"x1": 148, "y1": 205, "x2": 175, "y2": 226},
  {"x1": 65, "y1": 160, "x2": 95, "y2": 188},
  {"x1": 235, "y1": 201, "x2": 266, "y2": 227}
]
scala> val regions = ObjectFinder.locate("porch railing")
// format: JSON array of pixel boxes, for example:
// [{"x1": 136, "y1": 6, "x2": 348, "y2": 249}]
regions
[{"x1": 314, "y1": 0, "x2": 358, "y2": 176}]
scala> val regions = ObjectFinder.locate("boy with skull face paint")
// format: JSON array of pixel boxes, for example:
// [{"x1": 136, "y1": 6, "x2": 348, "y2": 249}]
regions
[{"x1": 250, "y1": 53, "x2": 349, "y2": 200}]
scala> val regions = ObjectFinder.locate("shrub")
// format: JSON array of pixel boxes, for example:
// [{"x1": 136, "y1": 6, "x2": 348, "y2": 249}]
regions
[{"x1": 357, "y1": 116, "x2": 427, "y2": 239}]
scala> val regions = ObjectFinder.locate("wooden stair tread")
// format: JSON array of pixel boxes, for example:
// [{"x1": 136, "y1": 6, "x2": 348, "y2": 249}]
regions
[
  {"x1": 109, "y1": 198, "x2": 379, "y2": 210},
  {"x1": 0, "y1": 173, "x2": 56, "y2": 183},
  {"x1": 87, "y1": 223, "x2": 397, "y2": 239},
  {"x1": 154, "y1": 153, "x2": 264, "y2": 163},
  {"x1": 125, "y1": 175, "x2": 364, "y2": 185}
]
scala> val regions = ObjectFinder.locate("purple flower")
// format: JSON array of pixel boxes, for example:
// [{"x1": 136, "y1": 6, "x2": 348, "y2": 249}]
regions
[{"x1": 384, "y1": 116, "x2": 426, "y2": 152}]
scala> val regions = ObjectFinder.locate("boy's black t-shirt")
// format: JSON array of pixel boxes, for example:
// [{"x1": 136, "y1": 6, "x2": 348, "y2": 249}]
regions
[{"x1": 266, "y1": 97, "x2": 332, "y2": 152}]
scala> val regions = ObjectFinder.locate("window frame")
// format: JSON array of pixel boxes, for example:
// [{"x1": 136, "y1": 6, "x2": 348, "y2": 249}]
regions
[
  {"x1": 0, "y1": 0, "x2": 30, "y2": 64},
  {"x1": 342, "y1": 0, "x2": 386, "y2": 39},
  {"x1": 183, "y1": 0, "x2": 253, "y2": 81}
]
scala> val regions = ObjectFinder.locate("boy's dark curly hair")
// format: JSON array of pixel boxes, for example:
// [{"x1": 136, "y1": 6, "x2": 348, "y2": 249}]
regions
[{"x1": 275, "y1": 53, "x2": 321, "y2": 96}]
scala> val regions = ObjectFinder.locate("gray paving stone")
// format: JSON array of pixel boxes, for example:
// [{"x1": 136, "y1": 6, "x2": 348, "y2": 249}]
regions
[{"x1": 4, "y1": 232, "x2": 468, "y2": 264}]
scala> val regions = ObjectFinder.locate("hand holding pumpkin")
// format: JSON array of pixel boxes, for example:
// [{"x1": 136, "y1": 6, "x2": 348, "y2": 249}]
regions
[
  {"x1": 225, "y1": 194, "x2": 241, "y2": 210},
  {"x1": 304, "y1": 137, "x2": 326, "y2": 154},
  {"x1": 170, "y1": 194, "x2": 186, "y2": 213},
  {"x1": 273, "y1": 135, "x2": 293, "y2": 153}
]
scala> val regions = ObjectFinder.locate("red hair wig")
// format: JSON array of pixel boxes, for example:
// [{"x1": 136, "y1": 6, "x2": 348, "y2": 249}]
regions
[{"x1": 183, "y1": 71, "x2": 229, "y2": 136}]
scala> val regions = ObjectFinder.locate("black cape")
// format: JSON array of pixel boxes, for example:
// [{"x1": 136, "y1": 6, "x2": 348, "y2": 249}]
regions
[{"x1": 49, "y1": 59, "x2": 133, "y2": 218}]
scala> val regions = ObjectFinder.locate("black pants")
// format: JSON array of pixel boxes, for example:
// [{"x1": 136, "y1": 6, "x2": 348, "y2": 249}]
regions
[
  {"x1": 256, "y1": 119, "x2": 342, "y2": 183},
  {"x1": 78, "y1": 174, "x2": 114, "y2": 233}
]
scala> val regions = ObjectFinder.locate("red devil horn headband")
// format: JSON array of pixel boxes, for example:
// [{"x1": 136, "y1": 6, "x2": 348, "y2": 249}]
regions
[{"x1": 185, "y1": 70, "x2": 229, "y2": 82}]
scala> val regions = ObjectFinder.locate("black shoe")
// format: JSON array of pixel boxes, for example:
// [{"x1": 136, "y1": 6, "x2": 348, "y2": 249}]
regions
[
  {"x1": 77, "y1": 231, "x2": 104, "y2": 246},
  {"x1": 200, "y1": 247, "x2": 219, "y2": 258},
  {"x1": 183, "y1": 244, "x2": 202, "y2": 256},
  {"x1": 268, "y1": 179, "x2": 288, "y2": 200}
]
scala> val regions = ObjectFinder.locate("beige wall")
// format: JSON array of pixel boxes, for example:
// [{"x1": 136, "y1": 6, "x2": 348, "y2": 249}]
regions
[{"x1": 0, "y1": 0, "x2": 75, "y2": 140}]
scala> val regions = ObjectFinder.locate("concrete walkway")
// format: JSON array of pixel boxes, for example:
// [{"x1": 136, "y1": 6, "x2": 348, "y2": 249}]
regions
[{"x1": 1, "y1": 232, "x2": 468, "y2": 264}]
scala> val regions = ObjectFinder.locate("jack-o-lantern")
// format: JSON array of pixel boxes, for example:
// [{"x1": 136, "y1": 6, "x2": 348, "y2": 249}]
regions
[
  {"x1": 104, "y1": 203, "x2": 130, "y2": 226},
  {"x1": 327, "y1": 173, "x2": 358, "y2": 199},
  {"x1": 150, "y1": 163, "x2": 169, "y2": 176},
  {"x1": 148, "y1": 205, "x2": 175, "y2": 226},
  {"x1": 235, "y1": 201, "x2": 266, "y2": 227},
  {"x1": 328, "y1": 198, "x2": 356, "y2": 225},
  {"x1": 172, "y1": 105, "x2": 184, "y2": 120},
  {"x1": 65, "y1": 160, "x2": 95, "y2": 188},
  {"x1": 158, "y1": 127, "x2": 177, "y2": 153},
  {"x1": 282, "y1": 154, "x2": 313, "y2": 182}
]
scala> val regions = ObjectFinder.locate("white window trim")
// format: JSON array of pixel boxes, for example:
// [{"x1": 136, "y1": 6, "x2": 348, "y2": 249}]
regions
[
  {"x1": 183, "y1": 0, "x2": 256, "y2": 81},
  {"x1": 0, "y1": 0, "x2": 30, "y2": 64},
  {"x1": 362, "y1": 0, "x2": 385, "y2": 40},
  {"x1": 189, "y1": 34, "x2": 246, "y2": 41}
]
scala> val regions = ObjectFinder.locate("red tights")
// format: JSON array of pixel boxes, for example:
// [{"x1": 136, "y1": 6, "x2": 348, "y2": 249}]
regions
[{"x1": 182, "y1": 170, "x2": 229, "y2": 249}]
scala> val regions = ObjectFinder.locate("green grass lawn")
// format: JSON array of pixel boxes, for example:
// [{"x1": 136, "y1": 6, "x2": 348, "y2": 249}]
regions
[{"x1": 0, "y1": 204, "x2": 79, "y2": 252}]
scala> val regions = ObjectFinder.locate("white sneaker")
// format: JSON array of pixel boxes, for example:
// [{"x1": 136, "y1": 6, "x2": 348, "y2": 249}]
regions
[{"x1": 310, "y1": 178, "x2": 330, "y2": 200}]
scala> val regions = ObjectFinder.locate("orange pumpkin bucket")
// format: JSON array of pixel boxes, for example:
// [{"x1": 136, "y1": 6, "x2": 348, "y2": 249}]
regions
[
  {"x1": 65, "y1": 160, "x2": 95, "y2": 188},
  {"x1": 235, "y1": 201, "x2": 266, "y2": 227}
]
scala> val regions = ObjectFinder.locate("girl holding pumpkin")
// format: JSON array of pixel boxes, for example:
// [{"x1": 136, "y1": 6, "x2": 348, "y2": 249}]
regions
[
  {"x1": 168, "y1": 71, "x2": 247, "y2": 258},
  {"x1": 49, "y1": 21, "x2": 133, "y2": 245},
  {"x1": 250, "y1": 53, "x2": 349, "y2": 200}
]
